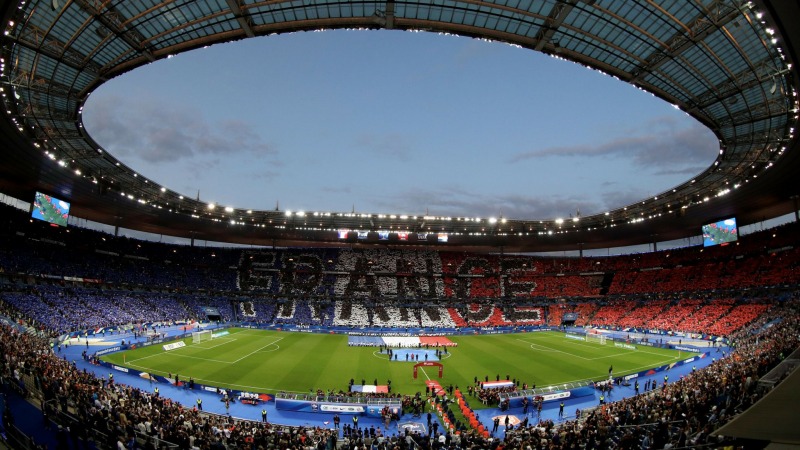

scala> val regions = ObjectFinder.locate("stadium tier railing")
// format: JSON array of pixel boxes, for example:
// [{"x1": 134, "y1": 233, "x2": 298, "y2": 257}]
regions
[
  {"x1": 274, "y1": 392, "x2": 401, "y2": 406},
  {"x1": 757, "y1": 347, "x2": 800, "y2": 389},
  {"x1": 515, "y1": 380, "x2": 595, "y2": 398},
  {"x1": 2, "y1": 423, "x2": 46, "y2": 450}
]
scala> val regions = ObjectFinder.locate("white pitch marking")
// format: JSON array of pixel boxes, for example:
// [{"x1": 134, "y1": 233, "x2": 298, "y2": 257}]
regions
[{"x1": 231, "y1": 337, "x2": 285, "y2": 363}]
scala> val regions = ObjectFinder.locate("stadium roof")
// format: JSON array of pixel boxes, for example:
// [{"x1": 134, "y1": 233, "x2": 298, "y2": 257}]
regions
[{"x1": 0, "y1": 0, "x2": 797, "y2": 252}]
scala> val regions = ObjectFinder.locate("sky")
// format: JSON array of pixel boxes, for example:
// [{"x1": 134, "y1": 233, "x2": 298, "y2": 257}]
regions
[{"x1": 82, "y1": 29, "x2": 719, "y2": 222}]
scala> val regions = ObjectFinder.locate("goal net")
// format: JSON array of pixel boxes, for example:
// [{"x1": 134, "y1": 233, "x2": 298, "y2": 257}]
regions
[
  {"x1": 586, "y1": 333, "x2": 607, "y2": 345},
  {"x1": 192, "y1": 330, "x2": 212, "y2": 343}
]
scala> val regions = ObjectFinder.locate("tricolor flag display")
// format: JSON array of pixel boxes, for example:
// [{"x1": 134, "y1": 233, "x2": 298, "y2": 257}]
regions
[
  {"x1": 347, "y1": 336, "x2": 457, "y2": 347},
  {"x1": 349, "y1": 384, "x2": 389, "y2": 394}
]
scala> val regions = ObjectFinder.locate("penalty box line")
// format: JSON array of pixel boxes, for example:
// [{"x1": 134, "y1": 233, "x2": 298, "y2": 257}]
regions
[
  {"x1": 515, "y1": 338, "x2": 631, "y2": 361},
  {"x1": 561, "y1": 336, "x2": 687, "y2": 360},
  {"x1": 533, "y1": 332, "x2": 681, "y2": 361},
  {"x1": 193, "y1": 336, "x2": 238, "y2": 350},
  {"x1": 128, "y1": 336, "x2": 283, "y2": 366},
  {"x1": 129, "y1": 353, "x2": 233, "y2": 367},
  {"x1": 560, "y1": 339, "x2": 647, "y2": 361},
  {"x1": 127, "y1": 335, "x2": 236, "y2": 364}
]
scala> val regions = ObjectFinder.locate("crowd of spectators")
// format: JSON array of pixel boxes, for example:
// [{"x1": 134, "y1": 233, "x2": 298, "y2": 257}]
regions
[
  {"x1": 0, "y1": 286, "x2": 193, "y2": 334},
  {"x1": 2, "y1": 296, "x2": 796, "y2": 450},
  {"x1": 0, "y1": 320, "x2": 356, "y2": 450},
  {"x1": 567, "y1": 303, "x2": 602, "y2": 327},
  {"x1": 0, "y1": 203, "x2": 798, "y2": 449},
  {"x1": 333, "y1": 300, "x2": 371, "y2": 327},
  {"x1": 4, "y1": 198, "x2": 800, "y2": 304},
  {"x1": 500, "y1": 302, "x2": 800, "y2": 450},
  {"x1": 180, "y1": 295, "x2": 236, "y2": 323},
  {"x1": 583, "y1": 300, "x2": 637, "y2": 328},
  {"x1": 0, "y1": 283, "x2": 782, "y2": 338},
  {"x1": 0, "y1": 208, "x2": 239, "y2": 292},
  {"x1": 615, "y1": 299, "x2": 670, "y2": 329}
]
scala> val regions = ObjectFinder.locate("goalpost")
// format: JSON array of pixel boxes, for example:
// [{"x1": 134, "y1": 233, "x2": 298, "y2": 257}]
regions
[
  {"x1": 192, "y1": 329, "x2": 212, "y2": 343},
  {"x1": 586, "y1": 333, "x2": 607, "y2": 345}
]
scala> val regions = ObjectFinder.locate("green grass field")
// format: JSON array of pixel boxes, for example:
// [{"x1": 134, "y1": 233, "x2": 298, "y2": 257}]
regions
[{"x1": 102, "y1": 328, "x2": 683, "y2": 405}]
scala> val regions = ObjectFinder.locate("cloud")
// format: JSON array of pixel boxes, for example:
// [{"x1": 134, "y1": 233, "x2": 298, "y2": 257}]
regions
[
  {"x1": 322, "y1": 186, "x2": 353, "y2": 194},
  {"x1": 146, "y1": 127, "x2": 195, "y2": 162},
  {"x1": 507, "y1": 117, "x2": 717, "y2": 175},
  {"x1": 83, "y1": 94, "x2": 277, "y2": 164},
  {"x1": 371, "y1": 186, "x2": 601, "y2": 220},
  {"x1": 369, "y1": 175, "x2": 695, "y2": 219},
  {"x1": 600, "y1": 190, "x2": 651, "y2": 212},
  {"x1": 83, "y1": 96, "x2": 147, "y2": 155},
  {"x1": 247, "y1": 169, "x2": 281, "y2": 181},
  {"x1": 354, "y1": 133, "x2": 413, "y2": 161},
  {"x1": 184, "y1": 156, "x2": 281, "y2": 189},
  {"x1": 651, "y1": 166, "x2": 706, "y2": 176}
]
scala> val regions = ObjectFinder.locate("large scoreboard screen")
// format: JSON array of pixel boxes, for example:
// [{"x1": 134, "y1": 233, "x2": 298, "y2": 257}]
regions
[
  {"x1": 31, "y1": 192, "x2": 70, "y2": 227},
  {"x1": 702, "y1": 217, "x2": 738, "y2": 247}
]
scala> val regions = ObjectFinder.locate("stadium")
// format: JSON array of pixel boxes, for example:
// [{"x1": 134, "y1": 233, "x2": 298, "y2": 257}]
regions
[{"x1": 0, "y1": 0, "x2": 799, "y2": 449}]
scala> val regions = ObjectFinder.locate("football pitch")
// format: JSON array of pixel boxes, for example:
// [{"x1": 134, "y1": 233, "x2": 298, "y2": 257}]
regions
[{"x1": 103, "y1": 328, "x2": 684, "y2": 404}]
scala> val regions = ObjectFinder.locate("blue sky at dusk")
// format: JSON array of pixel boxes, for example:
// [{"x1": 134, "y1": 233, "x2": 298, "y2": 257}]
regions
[{"x1": 82, "y1": 29, "x2": 718, "y2": 221}]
